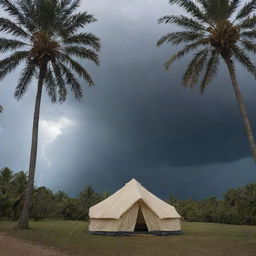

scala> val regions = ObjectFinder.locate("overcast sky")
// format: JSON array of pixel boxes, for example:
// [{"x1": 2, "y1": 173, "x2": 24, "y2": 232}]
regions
[{"x1": 0, "y1": 0, "x2": 256, "y2": 200}]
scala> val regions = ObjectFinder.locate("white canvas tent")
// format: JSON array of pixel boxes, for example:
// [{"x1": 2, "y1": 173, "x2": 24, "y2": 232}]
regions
[{"x1": 89, "y1": 179, "x2": 181, "y2": 235}]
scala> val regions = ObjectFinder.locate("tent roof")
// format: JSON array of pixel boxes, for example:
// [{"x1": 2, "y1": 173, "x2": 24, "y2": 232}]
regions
[{"x1": 89, "y1": 178, "x2": 181, "y2": 220}]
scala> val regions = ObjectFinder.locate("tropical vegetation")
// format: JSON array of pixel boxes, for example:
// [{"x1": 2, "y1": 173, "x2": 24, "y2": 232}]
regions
[
  {"x1": 0, "y1": 0, "x2": 100, "y2": 228},
  {"x1": 169, "y1": 184, "x2": 256, "y2": 225},
  {"x1": 158, "y1": 0, "x2": 256, "y2": 160},
  {"x1": 0, "y1": 167, "x2": 106, "y2": 221},
  {"x1": 1, "y1": 167, "x2": 256, "y2": 225}
]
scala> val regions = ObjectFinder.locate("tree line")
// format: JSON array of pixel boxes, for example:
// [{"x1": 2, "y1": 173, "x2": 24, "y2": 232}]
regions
[
  {"x1": 0, "y1": 167, "x2": 108, "y2": 221},
  {"x1": 1, "y1": 167, "x2": 256, "y2": 225},
  {"x1": 169, "y1": 184, "x2": 256, "y2": 225}
]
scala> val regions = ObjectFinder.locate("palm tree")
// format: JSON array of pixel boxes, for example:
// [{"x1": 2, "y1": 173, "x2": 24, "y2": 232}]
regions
[
  {"x1": 0, "y1": 167, "x2": 13, "y2": 195},
  {"x1": 10, "y1": 171, "x2": 28, "y2": 220},
  {"x1": 157, "y1": 0, "x2": 256, "y2": 160},
  {"x1": 0, "y1": 105, "x2": 2, "y2": 113},
  {"x1": 0, "y1": 167, "x2": 13, "y2": 217},
  {"x1": 0, "y1": 0, "x2": 100, "y2": 228}
]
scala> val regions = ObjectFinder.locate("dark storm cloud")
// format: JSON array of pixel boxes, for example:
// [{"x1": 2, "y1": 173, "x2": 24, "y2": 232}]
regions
[{"x1": 0, "y1": 0, "x2": 256, "y2": 199}]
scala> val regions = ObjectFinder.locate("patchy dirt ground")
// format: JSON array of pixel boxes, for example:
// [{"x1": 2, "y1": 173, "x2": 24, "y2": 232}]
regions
[{"x1": 0, "y1": 232, "x2": 67, "y2": 256}]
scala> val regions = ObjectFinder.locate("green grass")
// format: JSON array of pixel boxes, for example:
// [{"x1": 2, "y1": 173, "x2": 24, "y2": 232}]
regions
[{"x1": 0, "y1": 220, "x2": 256, "y2": 256}]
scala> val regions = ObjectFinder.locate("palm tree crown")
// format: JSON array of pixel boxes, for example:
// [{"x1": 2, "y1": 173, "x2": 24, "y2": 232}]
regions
[
  {"x1": 158, "y1": 0, "x2": 256, "y2": 92},
  {"x1": 0, "y1": 0, "x2": 100, "y2": 102}
]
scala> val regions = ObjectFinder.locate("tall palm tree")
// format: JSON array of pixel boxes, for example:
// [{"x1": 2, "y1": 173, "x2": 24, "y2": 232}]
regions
[
  {"x1": 0, "y1": 0, "x2": 100, "y2": 228},
  {"x1": 158, "y1": 0, "x2": 256, "y2": 160}
]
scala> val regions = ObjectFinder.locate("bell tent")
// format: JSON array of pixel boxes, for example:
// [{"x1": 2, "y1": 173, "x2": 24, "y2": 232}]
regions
[{"x1": 89, "y1": 178, "x2": 181, "y2": 235}]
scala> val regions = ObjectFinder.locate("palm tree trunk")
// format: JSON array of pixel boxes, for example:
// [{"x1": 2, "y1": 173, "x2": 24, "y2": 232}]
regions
[
  {"x1": 224, "y1": 56, "x2": 256, "y2": 161},
  {"x1": 18, "y1": 64, "x2": 46, "y2": 229}
]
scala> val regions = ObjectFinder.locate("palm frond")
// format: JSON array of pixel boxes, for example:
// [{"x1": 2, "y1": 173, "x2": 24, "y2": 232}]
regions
[
  {"x1": 59, "y1": 62, "x2": 83, "y2": 99},
  {"x1": 44, "y1": 69, "x2": 57, "y2": 103},
  {"x1": 63, "y1": 32, "x2": 101, "y2": 51},
  {"x1": 164, "y1": 39, "x2": 209, "y2": 69},
  {"x1": 17, "y1": 0, "x2": 38, "y2": 33},
  {"x1": 240, "y1": 39, "x2": 256, "y2": 53},
  {"x1": 158, "y1": 15, "x2": 206, "y2": 31},
  {"x1": 196, "y1": 0, "x2": 208, "y2": 11},
  {"x1": 229, "y1": 0, "x2": 241, "y2": 14},
  {"x1": 61, "y1": 54, "x2": 94, "y2": 85},
  {"x1": 157, "y1": 31, "x2": 204, "y2": 46},
  {"x1": 235, "y1": 0, "x2": 256, "y2": 21},
  {"x1": 0, "y1": 18, "x2": 30, "y2": 38},
  {"x1": 36, "y1": 0, "x2": 59, "y2": 32},
  {"x1": 240, "y1": 30, "x2": 256, "y2": 39},
  {"x1": 201, "y1": 0, "x2": 234, "y2": 21},
  {"x1": 169, "y1": 0, "x2": 209, "y2": 23},
  {"x1": 63, "y1": 12, "x2": 97, "y2": 35},
  {"x1": 15, "y1": 62, "x2": 36, "y2": 100},
  {"x1": 60, "y1": 0, "x2": 74, "y2": 9},
  {"x1": 59, "y1": 0, "x2": 80, "y2": 21},
  {"x1": 0, "y1": 51, "x2": 29, "y2": 79},
  {"x1": 64, "y1": 46, "x2": 99, "y2": 65},
  {"x1": 238, "y1": 15, "x2": 256, "y2": 29},
  {"x1": 51, "y1": 61, "x2": 67, "y2": 102},
  {"x1": 0, "y1": 38, "x2": 28, "y2": 53},
  {"x1": 183, "y1": 48, "x2": 209, "y2": 87},
  {"x1": 0, "y1": 0, "x2": 27, "y2": 26},
  {"x1": 232, "y1": 45, "x2": 256, "y2": 77},
  {"x1": 200, "y1": 50, "x2": 219, "y2": 93},
  {"x1": 66, "y1": 0, "x2": 80, "y2": 13}
]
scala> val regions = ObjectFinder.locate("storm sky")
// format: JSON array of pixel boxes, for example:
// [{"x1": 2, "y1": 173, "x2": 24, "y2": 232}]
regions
[{"x1": 0, "y1": 0, "x2": 256, "y2": 200}]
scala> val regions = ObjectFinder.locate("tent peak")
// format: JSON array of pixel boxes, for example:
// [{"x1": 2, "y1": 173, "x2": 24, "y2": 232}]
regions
[{"x1": 126, "y1": 178, "x2": 141, "y2": 185}]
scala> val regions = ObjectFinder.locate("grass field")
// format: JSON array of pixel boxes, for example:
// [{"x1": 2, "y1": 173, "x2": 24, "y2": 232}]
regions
[{"x1": 0, "y1": 220, "x2": 256, "y2": 256}]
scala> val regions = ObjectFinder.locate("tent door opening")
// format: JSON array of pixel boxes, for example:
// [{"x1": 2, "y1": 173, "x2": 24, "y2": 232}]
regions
[{"x1": 134, "y1": 205, "x2": 148, "y2": 232}]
